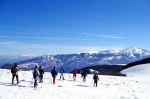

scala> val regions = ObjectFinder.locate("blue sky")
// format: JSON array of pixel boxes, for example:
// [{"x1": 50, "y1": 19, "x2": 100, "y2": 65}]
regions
[{"x1": 0, "y1": 0, "x2": 150, "y2": 55}]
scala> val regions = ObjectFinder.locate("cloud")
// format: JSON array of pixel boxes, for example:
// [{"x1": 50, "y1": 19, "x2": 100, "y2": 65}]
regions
[
  {"x1": 0, "y1": 41, "x2": 18, "y2": 45},
  {"x1": 9, "y1": 32, "x2": 39, "y2": 35},
  {"x1": 0, "y1": 41, "x2": 40, "y2": 46},
  {"x1": 84, "y1": 33, "x2": 128, "y2": 39},
  {"x1": 21, "y1": 36, "x2": 89, "y2": 40},
  {"x1": 0, "y1": 36, "x2": 12, "y2": 38},
  {"x1": 18, "y1": 44, "x2": 41, "y2": 46},
  {"x1": 18, "y1": 44, "x2": 123, "y2": 51},
  {"x1": 0, "y1": 36, "x2": 89, "y2": 40},
  {"x1": 68, "y1": 46, "x2": 123, "y2": 51}
]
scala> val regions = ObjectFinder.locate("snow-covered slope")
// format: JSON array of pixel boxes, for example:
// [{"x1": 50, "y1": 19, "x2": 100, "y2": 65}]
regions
[
  {"x1": 17, "y1": 47, "x2": 150, "y2": 72},
  {"x1": 0, "y1": 63, "x2": 150, "y2": 99},
  {"x1": 121, "y1": 63, "x2": 150, "y2": 79}
]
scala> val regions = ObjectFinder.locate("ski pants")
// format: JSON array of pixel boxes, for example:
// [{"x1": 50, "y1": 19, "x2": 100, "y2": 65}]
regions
[
  {"x1": 53, "y1": 77, "x2": 56, "y2": 84},
  {"x1": 83, "y1": 76, "x2": 86, "y2": 82},
  {"x1": 60, "y1": 73, "x2": 64, "y2": 79},
  {"x1": 73, "y1": 75, "x2": 76, "y2": 80},
  {"x1": 12, "y1": 74, "x2": 19, "y2": 83},
  {"x1": 39, "y1": 74, "x2": 43, "y2": 82},
  {"x1": 12, "y1": 75, "x2": 18, "y2": 79},
  {"x1": 94, "y1": 80, "x2": 98, "y2": 87},
  {"x1": 34, "y1": 80, "x2": 37, "y2": 87}
]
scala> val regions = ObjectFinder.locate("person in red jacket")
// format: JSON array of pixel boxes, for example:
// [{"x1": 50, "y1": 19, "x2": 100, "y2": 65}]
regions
[
  {"x1": 72, "y1": 69, "x2": 77, "y2": 81},
  {"x1": 93, "y1": 72, "x2": 99, "y2": 87}
]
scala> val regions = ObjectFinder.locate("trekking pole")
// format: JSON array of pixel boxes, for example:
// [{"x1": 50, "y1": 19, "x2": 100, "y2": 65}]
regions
[
  {"x1": 91, "y1": 79, "x2": 94, "y2": 84},
  {"x1": 31, "y1": 77, "x2": 34, "y2": 85},
  {"x1": 63, "y1": 73, "x2": 65, "y2": 80},
  {"x1": 22, "y1": 70, "x2": 26, "y2": 81},
  {"x1": 49, "y1": 72, "x2": 52, "y2": 83},
  {"x1": 44, "y1": 73, "x2": 45, "y2": 82}
]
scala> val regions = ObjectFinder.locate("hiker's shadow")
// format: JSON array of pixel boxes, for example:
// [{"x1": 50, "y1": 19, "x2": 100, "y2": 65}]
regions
[
  {"x1": 0, "y1": 82, "x2": 27, "y2": 88},
  {"x1": 66, "y1": 80, "x2": 76, "y2": 82},
  {"x1": 76, "y1": 85, "x2": 91, "y2": 87}
]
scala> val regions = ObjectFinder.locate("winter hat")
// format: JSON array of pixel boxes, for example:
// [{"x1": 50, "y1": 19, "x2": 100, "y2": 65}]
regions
[
  {"x1": 14, "y1": 63, "x2": 17, "y2": 67},
  {"x1": 35, "y1": 66, "x2": 38, "y2": 69}
]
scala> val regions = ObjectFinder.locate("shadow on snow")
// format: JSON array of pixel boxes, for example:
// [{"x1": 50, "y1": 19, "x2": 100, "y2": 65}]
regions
[{"x1": 76, "y1": 85, "x2": 91, "y2": 87}]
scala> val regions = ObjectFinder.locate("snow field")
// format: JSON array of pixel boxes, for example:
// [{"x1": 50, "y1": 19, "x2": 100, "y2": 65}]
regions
[{"x1": 0, "y1": 64, "x2": 150, "y2": 99}]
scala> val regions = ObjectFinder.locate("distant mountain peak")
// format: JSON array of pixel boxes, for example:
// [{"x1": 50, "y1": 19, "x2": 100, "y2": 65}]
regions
[
  {"x1": 75, "y1": 47, "x2": 150, "y2": 57},
  {"x1": 16, "y1": 47, "x2": 150, "y2": 72},
  {"x1": 87, "y1": 51, "x2": 99, "y2": 54}
]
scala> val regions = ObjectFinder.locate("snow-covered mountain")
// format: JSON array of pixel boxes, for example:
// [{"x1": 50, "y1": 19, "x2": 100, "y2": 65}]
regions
[
  {"x1": 17, "y1": 47, "x2": 150, "y2": 72},
  {"x1": 0, "y1": 55, "x2": 38, "y2": 66}
]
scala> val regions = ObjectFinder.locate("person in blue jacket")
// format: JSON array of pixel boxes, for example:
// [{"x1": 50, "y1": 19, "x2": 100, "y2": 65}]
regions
[{"x1": 51, "y1": 67, "x2": 58, "y2": 84}]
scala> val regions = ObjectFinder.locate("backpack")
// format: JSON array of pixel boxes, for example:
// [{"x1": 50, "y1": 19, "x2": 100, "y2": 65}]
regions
[
  {"x1": 33, "y1": 70, "x2": 37, "y2": 79},
  {"x1": 94, "y1": 74, "x2": 98, "y2": 80},
  {"x1": 11, "y1": 67, "x2": 16, "y2": 73}
]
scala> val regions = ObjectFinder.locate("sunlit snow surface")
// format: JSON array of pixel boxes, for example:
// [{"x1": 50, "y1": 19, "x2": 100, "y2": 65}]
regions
[{"x1": 0, "y1": 64, "x2": 150, "y2": 99}]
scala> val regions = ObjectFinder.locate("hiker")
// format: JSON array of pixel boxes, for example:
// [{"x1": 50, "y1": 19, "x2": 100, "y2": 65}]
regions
[
  {"x1": 38, "y1": 66, "x2": 44, "y2": 83},
  {"x1": 82, "y1": 70, "x2": 87, "y2": 82},
  {"x1": 33, "y1": 66, "x2": 39, "y2": 88},
  {"x1": 93, "y1": 72, "x2": 99, "y2": 87},
  {"x1": 72, "y1": 69, "x2": 77, "y2": 81},
  {"x1": 60, "y1": 67, "x2": 65, "y2": 80},
  {"x1": 51, "y1": 67, "x2": 58, "y2": 84},
  {"x1": 80, "y1": 70, "x2": 83, "y2": 77},
  {"x1": 11, "y1": 63, "x2": 21, "y2": 84}
]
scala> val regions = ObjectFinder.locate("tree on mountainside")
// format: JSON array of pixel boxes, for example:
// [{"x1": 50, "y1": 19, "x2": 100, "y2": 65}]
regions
[{"x1": 1, "y1": 63, "x2": 30, "y2": 71}]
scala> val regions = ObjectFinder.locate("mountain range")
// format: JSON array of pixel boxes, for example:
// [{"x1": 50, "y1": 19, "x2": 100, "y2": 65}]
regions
[{"x1": 16, "y1": 47, "x2": 150, "y2": 72}]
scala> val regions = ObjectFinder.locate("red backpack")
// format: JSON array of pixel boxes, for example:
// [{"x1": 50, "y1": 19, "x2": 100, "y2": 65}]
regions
[{"x1": 11, "y1": 67, "x2": 16, "y2": 73}]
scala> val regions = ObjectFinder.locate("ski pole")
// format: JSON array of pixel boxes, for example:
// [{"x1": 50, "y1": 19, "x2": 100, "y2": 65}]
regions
[
  {"x1": 91, "y1": 79, "x2": 94, "y2": 84},
  {"x1": 43, "y1": 74, "x2": 45, "y2": 82},
  {"x1": 22, "y1": 70, "x2": 26, "y2": 81},
  {"x1": 49, "y1": 72, "x2": 52, "y2": 83},
  {"x1": 31, "y1": 77, "x2": 34, "y2": 84}
]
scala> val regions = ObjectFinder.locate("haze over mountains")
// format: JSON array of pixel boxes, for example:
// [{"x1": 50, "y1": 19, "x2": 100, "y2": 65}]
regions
[
  {"x1": 0, "y1": 55, "x2": 37, "y2": 66},
  {"x1": 13, "y1": 47, "x2": 150, "y2": 72}
]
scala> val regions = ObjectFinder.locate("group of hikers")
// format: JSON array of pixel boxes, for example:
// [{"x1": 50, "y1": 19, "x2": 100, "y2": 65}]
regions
[{"x1": 11, "y1": 63, "x2": 100, "y2": 88}]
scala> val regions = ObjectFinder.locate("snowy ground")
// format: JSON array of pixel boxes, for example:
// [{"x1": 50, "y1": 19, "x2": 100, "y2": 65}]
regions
[{"x1": 0, "y1": 64, "x2": 150, "y2": 99}]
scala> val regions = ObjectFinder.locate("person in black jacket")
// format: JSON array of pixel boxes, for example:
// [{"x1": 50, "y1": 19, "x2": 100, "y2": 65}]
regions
[
  {"x1": 82, "y1": 70, "x2": 87, "y2": 82},
  {"x1": 33, "y1": 66, "x2": 39, "y2": 88},
  {"x1": 38, "y1": 66, "x2": 44, "y2": 83},
  {"x1": 60, "y1": 67, "x2": 65, "y2": 80},
  {"x1": 11, "y1": 63, "x2": 21, "y2": 84}
]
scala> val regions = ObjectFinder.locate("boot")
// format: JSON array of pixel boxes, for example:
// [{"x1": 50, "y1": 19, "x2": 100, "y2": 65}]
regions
[
  {"x1": 12, "y1": 78, "x2": 14, "y2": 84},
  {"x1": 17, "y1": 78, "x2": 20, "y2": 84}
]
